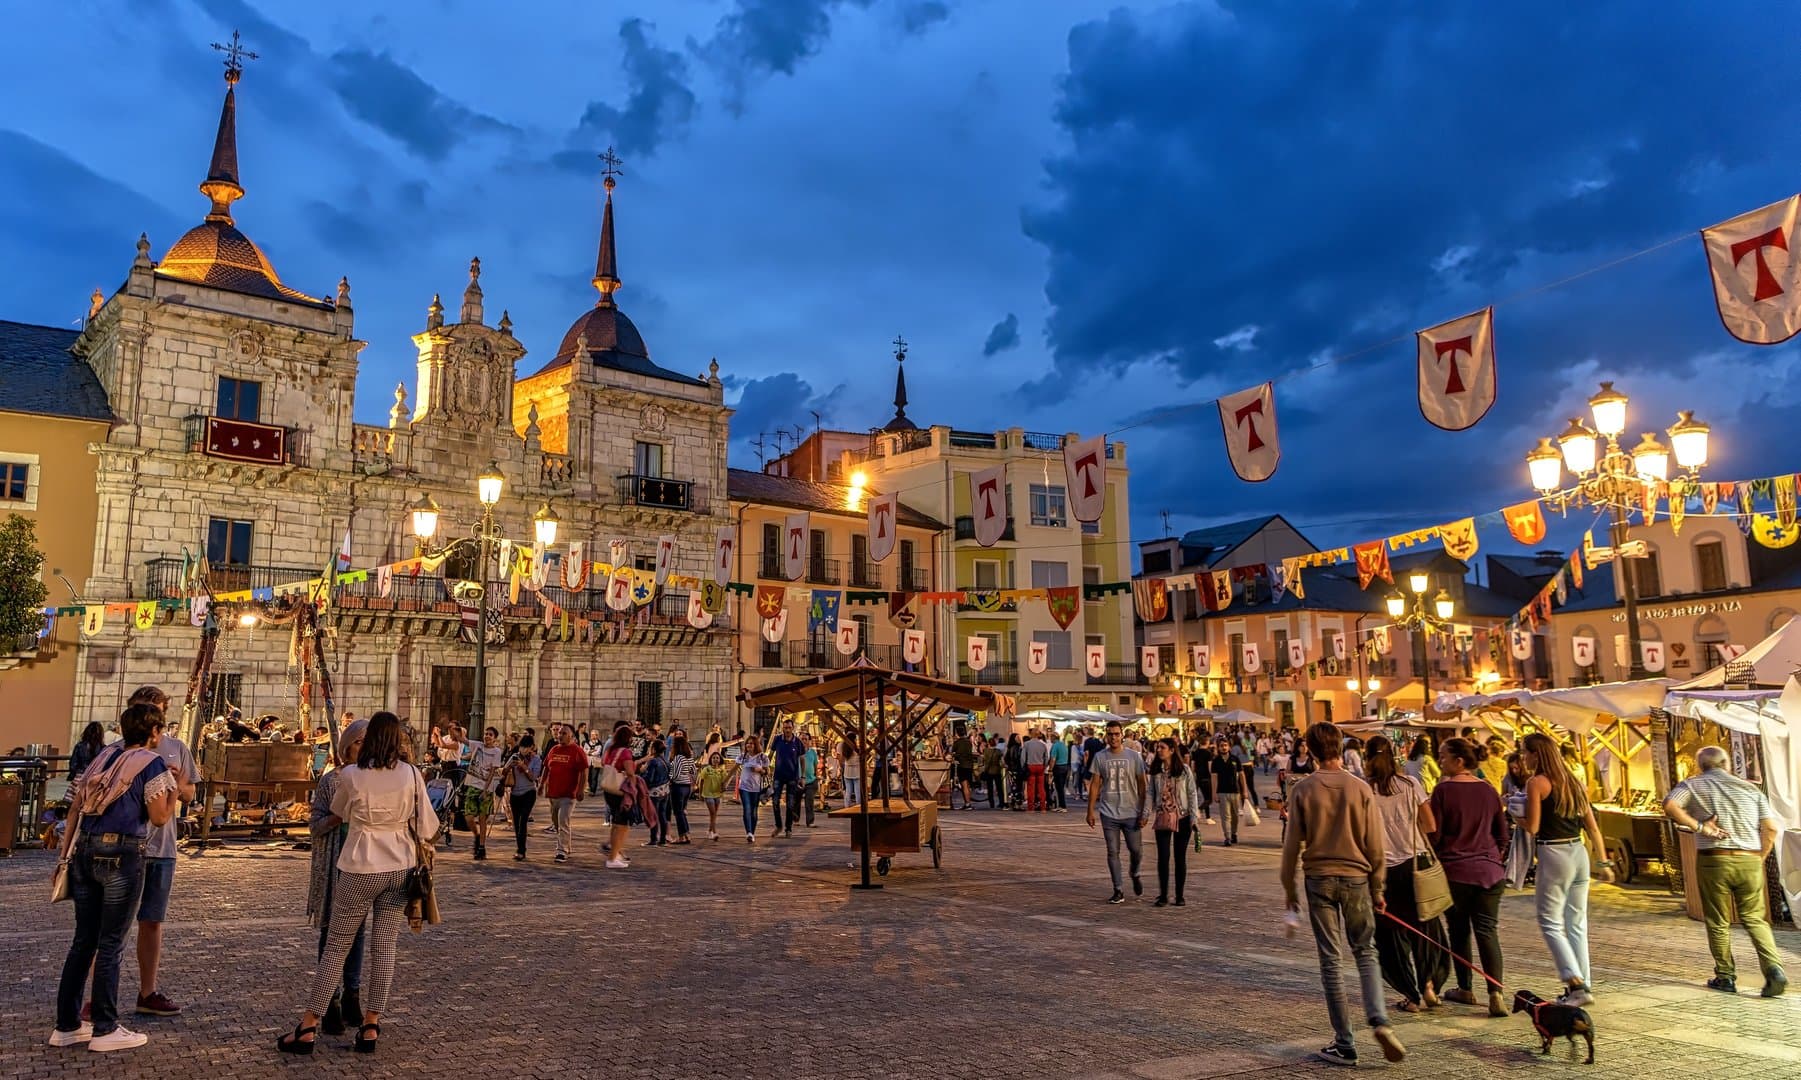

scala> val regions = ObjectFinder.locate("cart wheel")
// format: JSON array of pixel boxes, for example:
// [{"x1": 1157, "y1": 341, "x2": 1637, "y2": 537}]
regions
[
  {"x1": 1610, "y1": 839, "x2": 1635, "y2": 885},
  {"x1": 930, "y1": 825, "x2": 943, "y2": 869},
  {"x1": 876, "y1": 857, "x2": 891, "y2": 876}
]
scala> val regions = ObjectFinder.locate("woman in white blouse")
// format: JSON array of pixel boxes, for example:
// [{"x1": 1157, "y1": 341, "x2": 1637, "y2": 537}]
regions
[{"x1": 280, "y1": 712, "x2": 437, "y2": 1056}]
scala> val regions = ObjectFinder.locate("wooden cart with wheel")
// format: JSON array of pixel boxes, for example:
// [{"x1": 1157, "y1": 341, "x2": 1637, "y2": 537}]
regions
[{"x1": 741, "y1": 659, "x2": 1011, "y2": 889}]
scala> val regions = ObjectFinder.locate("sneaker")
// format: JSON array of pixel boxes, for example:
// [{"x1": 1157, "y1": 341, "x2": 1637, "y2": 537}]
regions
[
  {"x1": 48, "y1": 1023, "x2": 93, "y2": 1047},
  {"x1": 553, "y1": 853, "x2": 568, "y2": 863},
  {"x1": 1107, "y1": 890, "x2": 1126, "y2": 905},
  {"x1": 136, "y1": 991, "x2": 180, "y2": 1017},
  {"x1": 1312, "y1": 1045, "x2": 1357, "y2": 1066},
  {"x1": 1557, "y1": 983, "x2": 1594, "y2": 1008},
  {"x1": 1761, "y1": 969, "x2": 1787, "y2": 998},
  {"x1": 90, "y1": 1026, "x2": 148, "y2": 1052},
  {"x1": 747, "y1": 834, "x2": 756, "y2": 844},
  {"x1": 1372, "y1": 1024, "x2": 1406, "y2": 1063},
  {"x1": 605, "y1": 857, "x2": 629, "y2": 869},
  {"x1": 708, "y1": 830, "x2": 719, "y2": 840}
]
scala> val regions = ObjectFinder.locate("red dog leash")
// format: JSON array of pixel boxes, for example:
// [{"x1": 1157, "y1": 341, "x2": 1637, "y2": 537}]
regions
[{"x1": 1378, "y1": 909, "x2": 1508, "y2": 993}]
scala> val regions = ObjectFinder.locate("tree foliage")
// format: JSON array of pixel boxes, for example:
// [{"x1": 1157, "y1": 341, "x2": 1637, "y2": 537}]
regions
[{"x1": 0, "y1": 514, "x2": 48, "y2": 648}]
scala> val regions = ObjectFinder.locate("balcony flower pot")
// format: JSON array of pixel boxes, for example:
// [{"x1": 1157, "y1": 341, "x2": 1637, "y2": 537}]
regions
[
  {"x1": 337, "y1": 596, "x2": 366, "y2": 610},
  {"x1": 433, "y1": 601, "x2": 457, "y2": 614},
  {"x1": 366, "y1": 597, "x2": 395, "y2": 612}
]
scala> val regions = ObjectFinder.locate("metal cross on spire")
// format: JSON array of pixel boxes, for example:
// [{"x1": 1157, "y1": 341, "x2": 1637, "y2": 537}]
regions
[
  {"x1": 211, "y1": 29, "x2": 258, "y2": 85},
  {"x1": 600, "y1": 146, "x2": 624, "y2": 179},
  {"x1": 892, "y1": 334, "x2": 908, "y2": 361}
]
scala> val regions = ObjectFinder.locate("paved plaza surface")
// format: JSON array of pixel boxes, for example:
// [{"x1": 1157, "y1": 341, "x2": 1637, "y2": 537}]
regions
[{"x1": 2, "y1": 797, "x2": 1797, "y2": 1079}]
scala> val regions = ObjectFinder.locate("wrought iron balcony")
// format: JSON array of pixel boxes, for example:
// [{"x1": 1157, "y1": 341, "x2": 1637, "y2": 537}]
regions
[
  {"x1": 899, "y1": 567, "x2": 930, "y2": 592},
  {"x1": 953, "y1": 516, "x2": 1015, "y2": 542},
  {"x1": 1086, "y1": 662, "x2": 1144, "y2": 685},
  {"x1": 849, "y1": 560, "x2": 882, "y2": 589},
  {"x1": 758, "y1": 552, "x2": 785, "y2": 580},
  {"x1": 956, "y1": 595, "x2": 1018, "y2": 613},
  {"x1": 806, "y1": 558, "x2": 840, "y2": 585},
  {"x1": 615, "y1": 473, "x2": 701, "y2": 513},
  {"x1": 184, "y1": 414, "x2": 305, "y2": 467},
  {"x1": 784, "y1": 641, "x2": 900, "y2": 671},
  {"x1": 958, "y1": 661, "x2": 1020, "y2": 685}
]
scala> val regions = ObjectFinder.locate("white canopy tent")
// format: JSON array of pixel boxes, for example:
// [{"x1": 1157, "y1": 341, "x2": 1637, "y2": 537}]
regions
[
  {"x1": 1674, "y1": 614, "x2": 1801, "y2": 689},
  {"x1": 1208, "y1": 708, "x2": 1278, "y2": 726},
  {"x1": 1456, "y1": 679, "x2": 1674, "y2": 734}
]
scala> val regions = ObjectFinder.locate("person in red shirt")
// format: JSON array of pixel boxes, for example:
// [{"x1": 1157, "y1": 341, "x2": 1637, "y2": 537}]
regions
[{"x1": 539, "y1": 725, "x2": 587, "y2": 863}]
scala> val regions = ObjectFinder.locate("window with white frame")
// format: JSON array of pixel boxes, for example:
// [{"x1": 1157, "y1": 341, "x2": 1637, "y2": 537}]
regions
[
  {"x1": 0, "y1": 453, "x2": 39, "y2": 510},
  {"x1": 1032, "y1": 629, "x2": 1072, "y2": 669},
  {"x1": 1029, "y1": 560, "x2": 1068, "y2": 589},
  {"x1": 973, "y1": 559, "x2": 1001, "y2": 590},
  {"x1": 1028, "y1": 483, "x2": 1068, "y2": 527}
]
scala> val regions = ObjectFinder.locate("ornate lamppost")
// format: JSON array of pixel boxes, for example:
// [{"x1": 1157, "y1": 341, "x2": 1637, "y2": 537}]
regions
[
  {"x1": 1524, "y1": 382, "x2": 1709, "y2": 679},
  {"x1": 407, "y1": 460, "x2": 560, "y2": 727},
  {"x1": 1386, "y1": 568, "x2": 1455, "y2": 715},
  {"x1": 1345, "y1": 676, "x2": 1381, "y2": 718}
]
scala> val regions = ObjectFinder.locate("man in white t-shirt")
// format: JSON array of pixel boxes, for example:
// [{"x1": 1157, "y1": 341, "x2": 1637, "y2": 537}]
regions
[{"x1": 455, "y1": 726, "x2": 505, "y2": 861}]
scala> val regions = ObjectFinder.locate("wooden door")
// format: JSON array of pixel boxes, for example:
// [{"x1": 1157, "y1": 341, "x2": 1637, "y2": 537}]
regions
[{"x1": 430, "y1": 666, "x2": 475, "y2": 732}]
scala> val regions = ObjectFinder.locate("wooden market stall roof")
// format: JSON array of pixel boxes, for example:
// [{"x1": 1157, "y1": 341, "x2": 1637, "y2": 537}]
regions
[{"x1": 740, "y1": 662, "x2": 1014, "y2": 715}]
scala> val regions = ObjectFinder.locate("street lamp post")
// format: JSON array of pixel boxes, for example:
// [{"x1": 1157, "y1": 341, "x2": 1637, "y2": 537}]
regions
[
  {"x1": 408, "y1": 460, "x2": 559, "y2": 728},
  {"x1": 1386, "y1": 570, "x2": 1456, "y2": 717},
  {"x1": 1344, "y1": 676, "x2": 1381, "y2": 718},
  {"x1": 1526, "y1": 383, "x2": 1709, "y2": 681}
]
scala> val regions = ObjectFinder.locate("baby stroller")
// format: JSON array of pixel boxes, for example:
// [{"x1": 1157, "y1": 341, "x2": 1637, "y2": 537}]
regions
[{"x1": 425, "y1": 770, "x2": 460, "y2": 846}]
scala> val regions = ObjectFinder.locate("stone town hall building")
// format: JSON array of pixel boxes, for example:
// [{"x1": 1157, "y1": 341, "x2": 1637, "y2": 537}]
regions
[{"x1": 60, "y1": 59, "x2": 733, "y2": 741}]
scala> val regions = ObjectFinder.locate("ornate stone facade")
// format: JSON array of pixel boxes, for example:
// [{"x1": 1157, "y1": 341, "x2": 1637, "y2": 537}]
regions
[{"x1": 65, "y1": 64, "x2": 733, "y2": 744}]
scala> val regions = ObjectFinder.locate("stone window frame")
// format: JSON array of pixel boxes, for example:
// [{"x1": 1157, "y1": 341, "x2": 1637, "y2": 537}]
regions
[{"x1": 0, "y1": 451, "x2": 40, "y2": 510}]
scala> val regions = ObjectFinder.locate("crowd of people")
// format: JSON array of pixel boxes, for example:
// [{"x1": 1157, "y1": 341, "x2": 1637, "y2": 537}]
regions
[{"x1": 44, "y1": 696, "x2": 1787, "y2": 1064}]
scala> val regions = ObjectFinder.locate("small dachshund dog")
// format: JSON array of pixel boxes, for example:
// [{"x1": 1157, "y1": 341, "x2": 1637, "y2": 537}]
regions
[{"x1": 1511, "y1": 990, "x2": 1595, "y2": 1064}]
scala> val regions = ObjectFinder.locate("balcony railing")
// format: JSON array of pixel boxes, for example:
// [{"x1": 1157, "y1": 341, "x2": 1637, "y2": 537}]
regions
[
  {"x1": 1086, "y1": 662, "x2": 1144, "y2": 685},
  {"x1": 184, "y1": 414, "x2": 305, "y2": 467},
  {"x1": 849, "y1": 560, "x2": 882, "y2": 588},
  {"x1": 758, "y1": 552, "x2": 785, "y2": 580},
  {"x1": 899, "y1": 567, "x2": 930, "y2": 592},
  {"x1": 953, "y1": 516, "x2": 1016, "y2": 542},
  {"x1": 806, "y1": 558, "x2": 840, "y2": 585},
  {"x1": 958, "y1": 661, "x2": 1020, "y2": 686},
  {"x1": 785, "y1": 641, "x2": 900, "y2": 671},
  {"x1": 146, "y1": 557, "x2": 317, "y2": 598},
  {"x1": 615, "y1": 473, "x2": 703, "y2": 513},
  {"x1": 956, "y1": 596, "x2": 1018, "y2": 613},
  {"x1": 542, "y1": 453, "x2": 575, "y2": 487}
]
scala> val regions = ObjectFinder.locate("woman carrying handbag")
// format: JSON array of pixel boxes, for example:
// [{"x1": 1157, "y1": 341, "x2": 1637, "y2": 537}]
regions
[
  {"x1": 1364, "y1": 736, "x2": 1451, "y2": 1013},
  {"x1": 1147, "y1": 739, "x2": 1201, "y2": 907},
  {"x1": 279, "y1": 712, "x2": 439, "y2": 1056}
]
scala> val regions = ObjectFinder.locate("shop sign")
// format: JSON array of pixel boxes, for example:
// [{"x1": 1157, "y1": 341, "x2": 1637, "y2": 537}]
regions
[{"x1": 1611, "y1": 599, "x2": 1742, "y2": 622}]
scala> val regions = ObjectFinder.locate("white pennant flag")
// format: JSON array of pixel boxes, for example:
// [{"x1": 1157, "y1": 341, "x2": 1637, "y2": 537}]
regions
[
  {"x1": 966, "y1": 636, "x2": 989, "y2": 671},
  {"x1": 1717, "y1": 643, "x2": 1748, "y2": 662},
  {"x1": 1510, "y1": 627, "x2": 1533, "y2": 660},
  {"x1": 560, "y1": 541, "x2": 588, "y2": 590},
  {"x1": 189, "y1": 596, "x2": 210, "y2": 629},
  {"x1": 1572, "y1": 635, "x2": 1596, "y2": 668},
  {"x1": 1330, "y1": 632, "x2": 1347, "y2": 662},
  {"x1": 1241, "y1": 642, "x2": 1262, "y2": 674},
  {"x1": 1613, "y1": 634, "x2": 1630, "y2": 669},
  {"x1": 782, "y1": 512, "x2": 808, "y2": 581},
  {"x1": 835, "y1": 621, "x2": 860, "y2": 656},
  {"x1": 530, "y1": 541, "x2": 549, "y2": 588},
  {"x1": 867, "y1": 491, "x2": 897, "y2": 563},
  {"x1": 1063, "y1": 434, "x2": 1107, "y2": 523},
  {"x1": 1084, "y1": 642, "x2": 1107, "y2": 678},
  {"x1": 1703, "y1": 194, "x2": 1801, "y2": 345},
  {"x1": 1217, "y1": 382, "x2": 1279, "y2": 482},
  {"x1": 1190, "y1": 643, "x2": 1211, "y2": 674},
  {"x1": 1416, "y1": 307, "x2": 1498, "y2": 431},
  {"x1": 608, "y1": 539, "x2": 628, "y2": 574},
  {"x1": 606, "y1": 565, "x2": 633, "y2": 611},
  {"x1": 902, "y1": 628, "x2": 927, "y2": 666},
  {"x1": 1373, "y1": 626, "x2": 1391, "y2": 655},
  {"x1": 970, "y1": 464, "x2": 1008, "y2": 547},
  {"x1": 377, "y1": 564, "x2": 394, "y2": 599},
  {"x1": 685, "y1": 591, "x2": 712, "y2": 629},
  {"x1": 1641, "y1": 640, "x2": 1666, "y2": 673},
  {"x1": 761, "y1": 609, "x2": 789, "y2": 642},
  {"x1": 1026, "y1": 639, "x2": 1049, "y2": 674},
  {"x1": 1140, "y1": 645, "x2": 1160, "y2": 678},
  {"x1": 713, "y1": 527, "x2": 735, "y2": 585},
  {"x1": 655, "y1": 534, "x2": 676, "y2": 587},
  {"x1": 1286, "y1": 638, "x2": 1306, "y2": 671}
]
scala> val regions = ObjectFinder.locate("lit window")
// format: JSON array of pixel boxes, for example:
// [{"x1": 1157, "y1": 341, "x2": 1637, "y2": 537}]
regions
[{"x1": 1028, "y1": 484, "x2": 1068, "y2": 527}]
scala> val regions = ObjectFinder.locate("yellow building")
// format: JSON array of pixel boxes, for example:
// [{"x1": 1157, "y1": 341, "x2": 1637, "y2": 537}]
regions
[
  {"x1": 728, "y1": 468, "x2": 945, "y2": 733},
  {"x1": 1548, "y1": 520, "x2": 1801, "y2": 685},
  {"x1": 0, "y1": 320, "x2": 113, "y2": 753}
]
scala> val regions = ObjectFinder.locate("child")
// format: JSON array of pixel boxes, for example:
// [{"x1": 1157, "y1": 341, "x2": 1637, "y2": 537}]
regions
[{"x1": 696, "y1": 752, "x2": 737, "y2": 841}]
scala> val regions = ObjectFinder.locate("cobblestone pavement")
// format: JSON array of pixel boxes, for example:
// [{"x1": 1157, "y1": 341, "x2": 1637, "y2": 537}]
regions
[{"x1": 2, "y1": 795, "x2": 1797, "y2": 1078}]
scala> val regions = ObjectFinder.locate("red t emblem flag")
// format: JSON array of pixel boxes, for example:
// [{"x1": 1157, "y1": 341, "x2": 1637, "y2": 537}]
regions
[
  {"x1": 966, "y1": 636, "x2": 989, "y2": 671},
  {"x1": 1572, "y1": 635, "x2": 1595, "y2": 668},
  {"x1": 835, "y1": 622, "x2": 860, "y2": 656},
  {"x1": 1416, "y1": 308, "x2": 1497, "y2": 431},
  {"x1": 1703, "y1": 195, "x2": 1801, "y2": 344},
  {"x1": 903, "y1": 629, "x2": 927, "y2": 666},
  {"x1": 1504, "y1": 500, "x2": 1547, "y2": 546},
  {"x1": 713, "y1": 527, "x2": 735, "y2": 585},
  {"x1": 971, "y1": 463, "x2": 1008, "y2": 547},
  {"x1": 1217, "y1": 382, "x2": 1279, "y2": 482},
  {"x1": 1084, "y1": 643, "x2": 1107, "y2": 678},
  {"x1": 761, "y1": 608, "x2": 789, "y2": 643},
  {"x1": 1063, "y1": 434, "x2": 1107, "y2": 523},
  {"x1": 782, "y1": 512, "x2": 808, "y2": 581},
  {"x1": 685, "y1": 591, "x2": 712, "y2": 629},
  {"x1": 867, "y1": 491, "x2": 897, "y2": 563},
  {"x1": 1027, "y1": 641, "x2": 1048, "y2": 674}
]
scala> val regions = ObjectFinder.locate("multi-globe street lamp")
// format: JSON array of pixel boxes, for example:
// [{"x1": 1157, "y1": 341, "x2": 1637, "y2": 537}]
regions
[
  {"x1": 1385, "y1": 569, "x2": 1455, "y2": 716},
  {"x1": 1525, "y1": 382, "x2": 1709, "y2": 679},
  {"x1": 407, "y1": 460, "x2": 560, "y2": 727}
]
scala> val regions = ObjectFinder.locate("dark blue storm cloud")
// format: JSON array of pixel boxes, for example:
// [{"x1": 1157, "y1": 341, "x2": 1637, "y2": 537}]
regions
[
  {"x1": 571, "y1": 18, "x2": 698, "y2": 160},
  {"x1": 982, "y1": 313, "x2": 1020, "y2": 356}
]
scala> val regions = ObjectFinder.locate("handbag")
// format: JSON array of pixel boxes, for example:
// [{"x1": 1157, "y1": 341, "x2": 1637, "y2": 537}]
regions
[
  {"x1": 1411, "y1": 809, "x2": 1452, "y2": 922},
  {"x1": 599, "y1": 750, "x2": 627, "y2": 795},
  {"x1": 49, "y1": 809, "x2": 83, "y2": 903},
  {"x1": 405, "y1": 767, "x2": 441, "y2": 931}
]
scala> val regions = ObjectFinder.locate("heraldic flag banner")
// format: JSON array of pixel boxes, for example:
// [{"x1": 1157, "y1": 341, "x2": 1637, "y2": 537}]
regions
[
  {"x1": 1416, "y1": 307, "x2": 1497, "y2": 431},
  {"x1": 1217, "y1": 382, "x2": 1279, "y2": 482},
  {"x1": 1703, "y1": 194, "x2": 1801, "y2": 345}
]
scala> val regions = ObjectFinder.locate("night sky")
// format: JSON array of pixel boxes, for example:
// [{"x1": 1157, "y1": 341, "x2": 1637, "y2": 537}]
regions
[{"x1": 5, "y1": 1, "x2": 1800, "y2": 562}]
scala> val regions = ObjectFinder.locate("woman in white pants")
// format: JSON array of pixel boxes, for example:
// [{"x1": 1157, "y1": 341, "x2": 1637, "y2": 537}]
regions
[{"x1": 1519, "y1": 732, "x2": 1614, "y2": 1008}]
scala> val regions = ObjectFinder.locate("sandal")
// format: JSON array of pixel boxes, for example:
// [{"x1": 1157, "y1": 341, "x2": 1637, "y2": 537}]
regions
[
  {"x1": 276, "y1": 1023, "x2": 317, "y2": 1055},
  {"x1": 354, "y1": 1022, "x2": 380, "y2": 1054},
  {"x1": 1393, "y1": 999, "x2": 1422, "y2": 1013}
]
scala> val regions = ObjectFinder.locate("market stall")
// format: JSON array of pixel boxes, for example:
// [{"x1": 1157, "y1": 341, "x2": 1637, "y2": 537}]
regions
[{"x1": 741, "y1": 659, "x2": 1012, "y2": 887}]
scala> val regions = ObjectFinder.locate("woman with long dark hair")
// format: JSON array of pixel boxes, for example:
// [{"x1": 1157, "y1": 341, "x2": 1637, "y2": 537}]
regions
[
  {"x1": 737, "y1": 735, "x2": 769, "y2": 842},
  {"x1": 279, "y1": 711, "x2": 437, "y2": 1055},
  {"x1": 52, "y1": 703, "x2": 178, "y2": 1052},
  {"x1": 669, "y1": 735, "x2": 697, "y2": 844},
  {"x1": 601, "y1": 724, "x2": 637, "y2": 867},
  {"x1": 1404, "y1": 735, "x2": 1440, "y2": 792},
  {"x1": 306, "y1": 719, "x2": 369, "y2": 1035},
  {"x1": 1365, "y1": 735, "x2": 1449, "y2": 1012},
  {"x1": 1520, "y1": 732, "x2": 1613, "y2": 1007},
  {"x1": 1147, "y1": 738, "x2": 1200, "y2": 906},
  {"x1": 1427, "y1": 737, "x2": 1509, "y2": 1017},
  {"x1": 68, "y1": 722, "x2": 106, "y2": 781}
]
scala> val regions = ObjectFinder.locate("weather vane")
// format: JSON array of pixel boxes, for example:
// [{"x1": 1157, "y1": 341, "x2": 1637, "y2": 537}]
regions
[
  {"x1": 600, "y1": 146, "x2": 624, "y2": 181},
  {"x1": 211, "y1": 29, "x2": 258, "y2": 84},
  {"x1": 892, "y1": 334, "x2": 908, "y2": 361}
]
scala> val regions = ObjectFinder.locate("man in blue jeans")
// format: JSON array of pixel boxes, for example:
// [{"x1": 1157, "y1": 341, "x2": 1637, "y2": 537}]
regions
[
  {"x1": 1279, "y1": 721, "x2": 1405, "y2": 1067},
  {"x1": 769, "y1": 720, "x2": 805, "y2": 838},
  {"x1": 1085, "y1": 720, "x2": 1147, "y2": 904}
]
